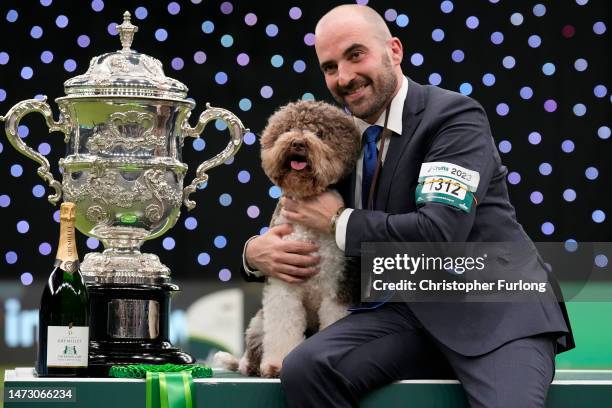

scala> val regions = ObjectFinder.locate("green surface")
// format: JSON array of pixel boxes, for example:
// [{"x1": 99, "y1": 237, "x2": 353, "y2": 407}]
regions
[
  {"x1": 546, "y1": 385, "x2": 612, "y2": 408},
  {"x1": 556, "y1": 301, "x2": 612, "y2": 369},
  {"x1": 361, "y1": 383, "x2": 468, "y2": 408},
  {"x1": 4, "y1": 370, "x2": 612, "y2": 407},
  {"x1": 3, "y1": 284, "x2": 610, "y2": 406}
]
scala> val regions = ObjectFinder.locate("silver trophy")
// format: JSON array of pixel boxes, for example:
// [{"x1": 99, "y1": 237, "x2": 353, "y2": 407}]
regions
[{"x1": 1, "y1": 12, "x2": 247, "y2": 375}]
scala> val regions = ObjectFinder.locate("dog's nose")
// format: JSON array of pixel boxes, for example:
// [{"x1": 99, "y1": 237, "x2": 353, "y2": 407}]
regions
[{"x1": 291, "y1": 140, "x2": 306, "y2": 151}]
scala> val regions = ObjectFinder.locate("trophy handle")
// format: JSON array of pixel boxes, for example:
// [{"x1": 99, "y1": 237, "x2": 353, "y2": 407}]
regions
[
  {"x1": 0, "y1": 97, "x2": 69, "y2": 205},
  {"x1": 181, "y1": 103, "x2": 247, "y2": 210}
]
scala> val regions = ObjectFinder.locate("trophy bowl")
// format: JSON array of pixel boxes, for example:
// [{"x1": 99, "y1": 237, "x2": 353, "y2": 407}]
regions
[{"x1": 1, "y1": 12, "x2": 247, "y2": 375}]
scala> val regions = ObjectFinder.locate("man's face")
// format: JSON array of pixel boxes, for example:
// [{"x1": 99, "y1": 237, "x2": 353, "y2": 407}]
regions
[{"x1": 315, "y1": 21, "x2": 398, "y2": 123}]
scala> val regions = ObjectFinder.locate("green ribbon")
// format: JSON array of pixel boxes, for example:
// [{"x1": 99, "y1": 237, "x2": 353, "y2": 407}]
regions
[
  {"x1": 109, "y1": 363, "x2": 212, "y2": 379},
  {"x1": 110, "y1": 363, "x2": 210, "y2": 408},
  {"x1": 146, "y1": 371, "x2": 194, "y2": 408}
]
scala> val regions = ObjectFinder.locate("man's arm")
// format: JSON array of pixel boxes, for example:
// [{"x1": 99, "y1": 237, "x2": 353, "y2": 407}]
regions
[
  {"x1": 240, "y1": 236, "x2": 266, "y2": 282},
  {"x1": 282, "y1": 96, "x2": 498, "y2": 256},
  {"x1": 344, "y1": 97, "x2": 497, "y2": 256},
  {"x1": 241, "y1": 223, "x2": 321, "y2": 283}
]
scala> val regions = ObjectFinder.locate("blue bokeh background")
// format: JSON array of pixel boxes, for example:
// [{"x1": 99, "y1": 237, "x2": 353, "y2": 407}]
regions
[{"x1": 0, "y1": 0, "x2": 609, "y2": 288}]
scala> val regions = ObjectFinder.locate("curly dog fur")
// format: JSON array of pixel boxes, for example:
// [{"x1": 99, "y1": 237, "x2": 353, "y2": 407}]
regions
[{"x1": 215, "y1": 100, "x2": 361, "y2": 377}]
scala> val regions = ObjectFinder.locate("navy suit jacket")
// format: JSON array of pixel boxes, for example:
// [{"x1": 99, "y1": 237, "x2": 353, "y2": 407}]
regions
[{"x1": 337, "y1": 78, "x2": 574, "y2": 356}]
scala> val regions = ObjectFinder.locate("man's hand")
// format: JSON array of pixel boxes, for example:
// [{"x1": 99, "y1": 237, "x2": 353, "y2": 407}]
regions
[
  {"x1": 281, "y1": 191, "x2": 344, "y2": 234},
  {"x1": 245, "y1": 223, "x2": 320, "y2": 283}
]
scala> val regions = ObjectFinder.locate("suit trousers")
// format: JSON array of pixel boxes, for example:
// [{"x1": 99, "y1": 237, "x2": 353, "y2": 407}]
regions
[{"x1": 280, "y1": 303, "x2": 555, "y2": 408}]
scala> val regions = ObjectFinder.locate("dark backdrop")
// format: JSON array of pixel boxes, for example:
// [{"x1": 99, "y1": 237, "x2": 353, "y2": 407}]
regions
[{"x1": 0, "y1": 0, "x2": 609, "y2": 287}]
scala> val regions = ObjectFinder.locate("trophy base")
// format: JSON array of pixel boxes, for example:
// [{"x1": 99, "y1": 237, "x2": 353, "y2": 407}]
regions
[
  {"x1": 82, "y1": 249, "x2": 170, "y2": 284},
  {"x1": 88, "y1": 340, "x2": 195, "y2": 377},
  {"x1": 86, "y1": 281, "x2": 194, "y2": 377}
]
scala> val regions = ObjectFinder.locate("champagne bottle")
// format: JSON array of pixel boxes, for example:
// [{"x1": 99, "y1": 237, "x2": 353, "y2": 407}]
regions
[{"x1": 36, "y1": 202, "x2": 89, "y2": 377}]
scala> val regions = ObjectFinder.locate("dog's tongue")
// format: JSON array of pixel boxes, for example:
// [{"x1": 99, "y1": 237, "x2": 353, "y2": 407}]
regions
[{"x1": 290, "y1": 160, "x2": 308, "y2": 171}]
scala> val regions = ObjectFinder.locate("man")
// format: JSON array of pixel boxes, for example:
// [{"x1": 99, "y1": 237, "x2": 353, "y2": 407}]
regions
[{"x1": 243, "y1": 5, "x2": 574, "y2": 407}]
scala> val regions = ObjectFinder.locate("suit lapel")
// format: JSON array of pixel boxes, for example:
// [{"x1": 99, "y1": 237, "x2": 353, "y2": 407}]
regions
[
  {"x1": 349, "y1": 170, "x2": 357, "y2": 208},
  {"x1": 375, "y1": 78, "x2": 426, "y2": 210},
  {"x1": 335, "y1": 173, "x2": 355, "y2": 208}
]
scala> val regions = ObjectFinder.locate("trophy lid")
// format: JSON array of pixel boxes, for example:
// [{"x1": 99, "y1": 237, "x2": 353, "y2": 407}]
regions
[{"x1": 63, "y1": 11, "x2": 189, "y2": 100}]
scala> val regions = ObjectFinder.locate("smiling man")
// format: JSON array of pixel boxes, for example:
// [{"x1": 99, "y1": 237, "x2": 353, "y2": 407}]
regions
[
  {"x1": 317, "y1": 9, "x2": 401, "y2": 125},
  {"x1": 243, "y1": 4, "x2": 573, "y2": 408}
]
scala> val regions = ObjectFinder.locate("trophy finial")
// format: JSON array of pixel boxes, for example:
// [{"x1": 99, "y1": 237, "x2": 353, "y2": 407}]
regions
[{"x1": 116, "y1": 11, "x2": 138, "y2": 51}]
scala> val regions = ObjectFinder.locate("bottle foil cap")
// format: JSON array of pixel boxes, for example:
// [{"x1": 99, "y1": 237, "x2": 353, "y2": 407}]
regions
[{"x1": 60, "y1": 202, "x2": 77, "y2": 221}]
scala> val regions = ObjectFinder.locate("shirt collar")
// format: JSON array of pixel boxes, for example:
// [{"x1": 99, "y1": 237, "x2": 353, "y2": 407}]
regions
[{"x1": 353, "y1": 76, "x2": 408, "y2": 136}]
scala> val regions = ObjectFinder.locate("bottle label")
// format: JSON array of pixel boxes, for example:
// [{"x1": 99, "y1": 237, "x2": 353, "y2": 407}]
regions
[{"x1": 46, "y1": 326, "x2": 89, "y2": 367}]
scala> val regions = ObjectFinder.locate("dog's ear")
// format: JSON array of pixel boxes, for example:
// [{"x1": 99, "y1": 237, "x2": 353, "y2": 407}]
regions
[
  {"x1": 260, "y1": 123, "x2": 279, "y2": 150},
  {"x1": 259, "y1": 133, "x2": 272, "y2": 150},
  {"x1": 260, "y1": 104, "x2": 297, "y2": 149}
]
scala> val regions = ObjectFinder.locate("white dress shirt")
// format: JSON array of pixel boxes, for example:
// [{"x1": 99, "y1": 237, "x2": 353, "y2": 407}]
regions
[{"x1": 335, "y1": 76, "x2": 409, "y2": 251}]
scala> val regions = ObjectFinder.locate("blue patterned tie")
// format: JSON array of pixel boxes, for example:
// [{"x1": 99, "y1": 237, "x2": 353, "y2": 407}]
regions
[{"x1": 362, "y1": 125, "x2": 382, "y2": 209}]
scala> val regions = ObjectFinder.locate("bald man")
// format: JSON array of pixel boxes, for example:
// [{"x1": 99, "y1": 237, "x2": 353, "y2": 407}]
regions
[{"x1": 243, "y1": 5, "x2": 573, "y2": 407}]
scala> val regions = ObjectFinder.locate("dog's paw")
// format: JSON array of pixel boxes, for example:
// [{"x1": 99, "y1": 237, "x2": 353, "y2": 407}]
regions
[
  {"x1": 260, "y1": 362, "x2": 282, "y2": 378},
  {"x1": 213, "y1": 351, "x2": 239, "y2": 371},
  {"x1": 238, "y1": 356, "x2": 250, "y2": 376}
]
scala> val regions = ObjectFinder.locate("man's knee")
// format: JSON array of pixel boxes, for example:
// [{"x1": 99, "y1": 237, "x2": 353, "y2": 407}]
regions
[
  {"x1": 280, "y1": 347, "x2": 301, "y2": 387},
  {"x1": 281, "y1": 342, "x2": 324, "y2": 387},
  {"x1": 457, "y1": 336, "x2": 555, "y2": 408}
]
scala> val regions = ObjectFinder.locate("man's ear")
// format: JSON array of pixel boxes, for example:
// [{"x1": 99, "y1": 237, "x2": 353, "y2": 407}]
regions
[{"x1": 388, "y1": 37, "x2": 403, "y2": 65}]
